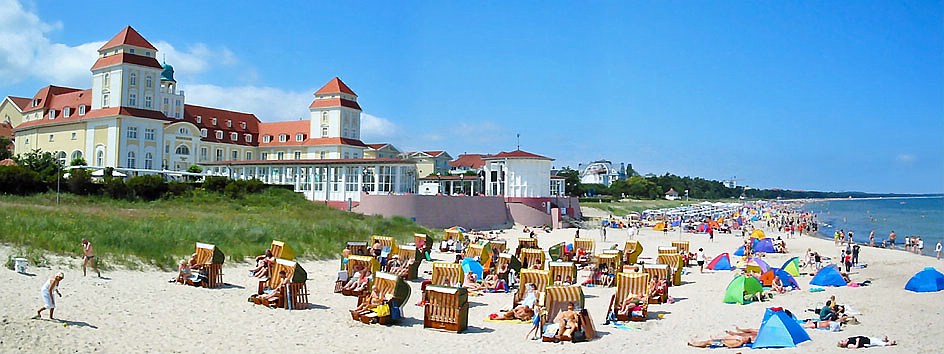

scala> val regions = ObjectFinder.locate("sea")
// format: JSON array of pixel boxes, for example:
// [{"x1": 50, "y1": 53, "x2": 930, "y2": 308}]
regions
[{"x1": 800, "y1": 196, "x2": 944, "y2": 257}]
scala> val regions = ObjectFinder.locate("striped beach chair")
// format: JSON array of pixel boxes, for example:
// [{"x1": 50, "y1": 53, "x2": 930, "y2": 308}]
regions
[
  {"x1": 643, "y1": 264, "x2": 670, "y2": 304},
  {"x1": 520, "y1": 248, "x2": 546, "y2": 270},
  {"x1": 657, "y1": 254, "x2": 684, "y2": 286},
  {"x1": 353, "y1": 272, "x2": 411, "y2": 325},
  {"x1": 441, "y1": 229, "x2": 464, "y2": 252},
  {"x1": 371, "y1": 235, "x2": 398, "y2": 254},
  {"x1": 464, "y1": 242, "x2": 493, "y2": 270},
  {"x1": 193, "y1": 242, "x2": 224, "y2": 288},
  {"x1": 593, "y1": 252, "x2": 622, "y2": 286},
  {"x1": 346, "y1": 241, "x2": 369, "y2": 256},
  {"x1": 657, "y1": 246, "x2": 679, "y2": 257},
  {"x1": 490, "y1": 239, "x2": 507, "y2": 254},
  {"x1": 573, "y1": 238, "x2": 595, "y2": 264},
  {"x1": 393, "y1": 245, "x2": 421, "y2": 280},
  {"x1": 337, "y1": 255, "x2": 380, "y2": 296},
  {"x1": 541, "y1": 285, "x2": 595, "y2": 342},
  {"x1": 612, "y1": 272, "x2": 649, "y2": 321},
  {"x1": 424, "y1": 286, "x2": 469, "y2": 333},
  {"x1": 431, "y1": 262, "x2": 463, "y2": 287},
  {"x1": 516, "y1": 237, "x2": 539, "y2": 258},
  {"x1": 549, "y1": 261, "x2": 577, "y2": 285},
  {"x1": 255, "y1": 258, "x2": 308, "y2": 310},
  {"x1": 514, "y1": 269, "x2": 551, "y2": 307},
  {"x1": 269, "y1": 240, "x2": 296, "y2": 260},
  {"x1": 671, "y1": 240, "x2": 690, "y2": 255},
  {"x1": 623, "y1": 240, "x2": 644, "y2": 264}
]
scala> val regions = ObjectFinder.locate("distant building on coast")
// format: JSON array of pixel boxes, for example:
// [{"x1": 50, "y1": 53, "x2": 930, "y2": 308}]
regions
[{"x1": 578, "y1": 160, "x2": 627, "y2": 186}]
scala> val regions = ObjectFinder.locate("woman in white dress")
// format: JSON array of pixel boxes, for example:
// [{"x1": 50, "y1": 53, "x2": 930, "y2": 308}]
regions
[{"x1": 35, "y1": 272, "x2": 64, "y2": 320}]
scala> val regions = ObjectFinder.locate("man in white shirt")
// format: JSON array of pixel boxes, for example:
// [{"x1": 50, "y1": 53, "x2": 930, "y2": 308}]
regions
[{"x1": 696, "y1": 248, "x2": 707, "y2": 273}]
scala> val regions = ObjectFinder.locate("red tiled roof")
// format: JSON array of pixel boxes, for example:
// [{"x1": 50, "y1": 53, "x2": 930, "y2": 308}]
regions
[
  {"x1": 258, "y1": 120, "x2": 309, "y2": 146},
  {"x1": 449, "y1": 153, "x2": 487, "y2": 169},
  {"x1": 315, "y1": 77, "x2": 357, "y2": 96},
  {"x1": 91, "y1": 53, "x2": 163, "y2": 71},
  {"x1": 7, "y1": 96, "x2": 31, "y2": 111},
  {"x1": 307, "y1": 137, "x2": 368, "y2": 147},
  {"x1": 15, "y1": 106, "x2": 169, "y2": 130},
  {"x1": 482, "y1": 149, "x2": 552, "y2": 160},
  {"x1": 183, "y1": 104, "x2": 261, "y2": 147},
  {"x1": 366, "y1": 143, "x2": 389, "y2": 150},
  {"x1": 309, "y1": 98, "x2": 362, "y2": 110},
  {"x1": 418, "y1": 175, "x2": 481, "y2": 181},
  {"x1": 424, "y1": 150, "x2": 445, "y2": 157},
  {"x1": 201, "y1": 157, "x2": 407, "y2": 166},
  {"x1": 22, "y1": 86, "x2": 84, "y2": 113},
  {"x1": 99, "y1": 26, "x2": 157, "y2": 51}
]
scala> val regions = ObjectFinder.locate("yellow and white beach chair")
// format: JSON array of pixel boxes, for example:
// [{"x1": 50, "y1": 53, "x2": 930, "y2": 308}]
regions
[
  {"x1": 371, "y1": 235, "x2": 398, "y2": 255},
  {"x1": 337, "y1": 255, "x2": 380, "y2": 296},
  {"x1": 624, "y1": 240, "x2": 644, "y2": 264},
  {"x1": 519, "y1": 248, "x2": 546, "y2": 270},
  {"x1": 515, "y1": 237, "x2": 539, "y2": 258},
  {"x1": 255, "y1": 258, "x2": 309, "y2": 310},
  {"x1": 514, "y1": 268, "x2": 551, "y2": 307},
  {"x1": 424, "y1": 286, "x2": 469, "y2": 333},
  {"x1": 612, "y1": 272, "x2": 649, "y2": 321},
  {"x1": 393, "y1": 245, "x2": 421, "y2": 280},
  {"x1": 193, "y1": 242, "x2": 224, "y2": 288},
  {"x1": 464, "y1": 241, "x2": 493, "y2": 270},
  {"x1": 657, "y1": 253, "x2": 684, "y2": 286},
  {"x1": 643, "y1": 264, "x2": 670, "y2": 304},
  {"x1": 549, "y1": 261, "x2": 577, "y2": 285},
  {"x1": 573, "y1": 238, "x2": 595, "y2": 264},
  {"x1": 431, "y1": 262, "x2": 463, "y2": 287},
  {"x1": 541, "y1": 285, "x2": 595, "y2": 342}
]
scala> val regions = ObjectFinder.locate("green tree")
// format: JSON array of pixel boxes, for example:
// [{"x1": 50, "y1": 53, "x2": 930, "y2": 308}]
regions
[
  {"x1": 556, "y1": 167, "x2": 581, "y2": 196},
  {"x1": 67, "y1": 168, "x2": 94, "y2": 195},
  {"x1": 14, "y1": 149, "x2": 61, "y2": 182},
  {"x1": 70, "y1": 157, "x2": 87, "y2": 166},
  {"x1": 0, "y1": 136, "x2": 13, "y2": 160}
]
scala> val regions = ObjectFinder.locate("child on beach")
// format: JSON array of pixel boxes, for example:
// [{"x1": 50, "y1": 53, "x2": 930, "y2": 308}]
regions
[{"x1": 526, "y1": 305, "x2": 542, "y2": 340}]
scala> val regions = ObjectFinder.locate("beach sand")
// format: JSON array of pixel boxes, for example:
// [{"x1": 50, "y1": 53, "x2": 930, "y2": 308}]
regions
[{"x1": 1, "y1": 221, "x2": 941, "y2": 353}]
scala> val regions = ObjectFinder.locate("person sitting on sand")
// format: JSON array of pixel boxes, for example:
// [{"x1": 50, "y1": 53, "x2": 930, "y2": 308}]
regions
[
  {"x1": 463, "y1": 271, "x2": 486, "y2": 291},
  {"x1": 256, "y1": 270, "x2": 290, "y2": 303},
  {"x1": 499, "y1": 283, "x2": 539, "y2": 320},
  {"x1": 555, "y1": 302, "x2": 581, "y2": 340},
  {"x1": 172, "y1": 259, "x2": 191, "y2": 284},
  {"x1": 771, "y1": 277, "x2": 786, "y2": 294},
  {"x1": 481, "y1": 273, "x2": 504, "y2": 292},
  {"x1": 838, "y1": 336, "x2": 896, "y2": 349}
]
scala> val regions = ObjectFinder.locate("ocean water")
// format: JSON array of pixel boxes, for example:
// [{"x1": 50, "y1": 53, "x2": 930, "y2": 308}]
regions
[{"x1": 801, "y1": 197, "x2": 944, "y2": 257}]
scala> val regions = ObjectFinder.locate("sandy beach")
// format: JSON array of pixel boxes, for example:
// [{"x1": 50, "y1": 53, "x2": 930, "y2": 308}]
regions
[{"x1": 2, "y1": 219, "x2": 942, "y2": 353}]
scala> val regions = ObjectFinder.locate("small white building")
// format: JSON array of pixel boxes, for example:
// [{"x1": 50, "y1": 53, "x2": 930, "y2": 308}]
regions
[{"x1": 483, "y1": 150, "x2": 552, "y2": 198}]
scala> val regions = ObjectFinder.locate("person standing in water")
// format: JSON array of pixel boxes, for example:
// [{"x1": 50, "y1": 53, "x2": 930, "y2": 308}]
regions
[
  {"x1": 35, "y1": 272, "x2": 64, "y2": 320},
  {"x1": 81, "y1": 239, "x2": 101, "y2": 277}
]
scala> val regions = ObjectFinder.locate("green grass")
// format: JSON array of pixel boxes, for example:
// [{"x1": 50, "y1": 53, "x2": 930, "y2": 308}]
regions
[
  {"x1": 0, "y1": 189, "x2": 431, "y2": 270},
  {"x1": 583, "y1": 199, "x2": 740, "y2": 216}
]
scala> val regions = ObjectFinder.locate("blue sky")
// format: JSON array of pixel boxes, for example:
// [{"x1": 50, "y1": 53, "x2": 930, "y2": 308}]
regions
[{"x1": 1, "y1": 0, "x2": 941, "y2": 193}]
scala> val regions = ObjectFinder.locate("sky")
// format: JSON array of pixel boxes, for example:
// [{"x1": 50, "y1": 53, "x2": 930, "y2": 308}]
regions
[{"x1": 1, "y1": 0, "x2": 941, "y2": 194}]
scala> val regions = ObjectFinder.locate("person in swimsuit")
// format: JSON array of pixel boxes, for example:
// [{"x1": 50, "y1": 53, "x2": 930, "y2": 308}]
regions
[
  {"x1": 500, "y1": 283, "x2": 539, "y2": 320},
  {"x1": 35, "y1": 272, "x2": 64, "y2": 320},
  {"x1": 838, "y1": 336, "x2": 896, "y2": 349},
  {"x1": 555, "y1": 302, "x2": 580, "y2": 339},
  {"x1": 81, "y1": 239, "x2": 101, "y2": 277}
]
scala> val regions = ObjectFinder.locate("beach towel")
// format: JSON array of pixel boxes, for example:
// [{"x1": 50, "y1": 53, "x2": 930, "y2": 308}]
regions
[
  {"x1": 612, "y1": 323, "x2": 636, "y2": 330},
  {"x1": 484, "y1": 317, "x2": 530, "y2": 324}
]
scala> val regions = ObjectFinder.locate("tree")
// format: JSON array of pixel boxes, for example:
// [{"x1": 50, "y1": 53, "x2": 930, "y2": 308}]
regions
[
  {"x1": 0, "y1": 136, "x2": 12, "y2": 160},
  {"x1": 14, "y1": 149, "x2": 61, "y2": 181},
  {"x1": 187, "y1": 165, "x2": 203, "y2": 174},
  {"x1": 67, "y1": 168, "x2": 94, "y2": 195},
  {"x1": 556, "y1": 167, "x2": 581, "y2": 196},
  {"x1": 70, "y1": 157, "x2": 87, "y2": 166}
]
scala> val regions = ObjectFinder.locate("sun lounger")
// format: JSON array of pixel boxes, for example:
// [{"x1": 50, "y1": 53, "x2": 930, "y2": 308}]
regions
[
  {"x1": 424, "y1": 285, "x2": 469, "y2": 333},
  {"x1": 624, "y1": 240, "x2": 644, "y2": 264},
  {"x1": 594, "y1": 252, "x2": 622, "y2": 286},
  {"x1": 612, "y1": 272, "x2": 649, "y2": 321},
  {"x1": 657, "y1": 246, "x2": 679, "y2": 256},
  {"x1": 192, "y1": 242, "x2": 224, "y2": 288}
]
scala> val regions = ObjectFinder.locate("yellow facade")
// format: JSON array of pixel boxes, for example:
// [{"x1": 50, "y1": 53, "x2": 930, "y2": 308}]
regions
[{"x1": 0, "y1": 99, "x2": 24, "y2": 129}]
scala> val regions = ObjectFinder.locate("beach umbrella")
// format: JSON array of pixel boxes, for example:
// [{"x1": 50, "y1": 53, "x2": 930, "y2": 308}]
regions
[
  {"x1": 904, "y1": 267, "x2": 944, "y2": 293},
  {"x1": 653, "y1": 222, "x2": 667, "y2": 231},
  {"x1": 753, "y1": 238, "x2": 777, "y2": 253},
  {"x1": 707, "y1": 253, "x2": 734, "y2": 271},
  {"x1": 733, "y1": 245, "x2": 746, "y2": 257},
  {"x1": 810, "y1": 265, "x2": 847, "y2": 287},
  {"x1": 780, "y1": 257, "x2": 801, "y2": 277},
  {"x1": 460, "y1": 258, "x2": 483, "y2": 279},
  {"x1": 753, "y1": 307, "x2": 811, "y2": 348},
  {"x1": 750, "y1": 229, "x2": 767, "y2": 239},
  {"x1": 723, "y1": 275, "x2": 764, "y2": 304},
  {"x1": 745, "y1": 257, "x2": 771, "y2": 274}
]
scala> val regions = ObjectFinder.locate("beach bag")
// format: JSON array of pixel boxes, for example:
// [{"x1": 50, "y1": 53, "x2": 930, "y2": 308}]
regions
[
  {"x1": 571, "y1": 329, "x2": 587, "y2": 343},
  {"x1": 373, "y1": 303, "x2": 391, "y2": 317}
]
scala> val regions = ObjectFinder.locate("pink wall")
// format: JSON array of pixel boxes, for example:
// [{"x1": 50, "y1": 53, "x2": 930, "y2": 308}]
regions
[
  {"x1": 506, "y1": 202, "x2": 551, "y2": 227},
  {"x1": 353, "y1": 195, "x2": 510, "y2": 230},
  {"x1": 504, "y1": 196, "x2": 582, "y2": 219}
]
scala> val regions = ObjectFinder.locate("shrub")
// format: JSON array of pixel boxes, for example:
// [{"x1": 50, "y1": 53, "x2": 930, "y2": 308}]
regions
[
  {"x1": 67, "y1": 168, "x2": 94, "y2": 195},
  {"x1": 203, "y1": 176, "x2": 230, "y2": 193},
  {"x1": 70, "y1": 157, "x2": 87, "y2": 166},
  {"x1": 103, "y1": 178, "x2": 131, "y2": 200},
  {"x1": 166, "y1": 181, "x2": 191, "y2": 197},
  {"x1": 0, "y1": 165, "x2": 46, "y2": 195},
  {"x1": 127, "y1": 175, "x2": 168, "y2": 201},
  {"x1": 224, "y1": 179, "x2": 265, "y2": 199}
]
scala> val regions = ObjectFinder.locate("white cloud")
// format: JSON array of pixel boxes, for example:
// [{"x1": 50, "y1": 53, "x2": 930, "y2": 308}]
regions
[
  {"x1": 360, "y1": 113, "x2": 400, "y2": 140},
  {"x1": 181, "y1": 84, "x2": 312, "y2": 121},
  {"x1": 896, "y1": 154, "x2": 916, "y2": 164},
  {"x1": 152, "y1": 41, "x2": 238, "y2": 79}
]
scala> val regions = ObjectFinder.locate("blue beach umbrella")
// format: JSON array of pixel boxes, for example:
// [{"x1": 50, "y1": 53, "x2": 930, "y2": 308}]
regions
[{"x1": 461, "y1": 258, "x2": 484, "y2": 279}]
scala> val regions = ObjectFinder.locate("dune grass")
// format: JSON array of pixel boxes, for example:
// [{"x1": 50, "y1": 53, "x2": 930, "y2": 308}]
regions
[{"x1": 0, "y1": 189, "x2": 431, "y2": 270}]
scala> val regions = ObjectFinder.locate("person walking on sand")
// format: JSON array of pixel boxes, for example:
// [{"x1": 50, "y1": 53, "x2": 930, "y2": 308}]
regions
[
  {"x1": 34, "y1": 272, "x2": 64, "y2": 320},
  {"x1": 935, "y1": 241, "x2": 942, "y2": 260},
  {"x1": 81, "y1": 239, "x2": 101, "y2": 277},
  {"x1": 869, "y1": 231, "x2": 874, "y2": 247},
  {"x1": 696, "y1": 248, "x2": 707, "y2": 273}
]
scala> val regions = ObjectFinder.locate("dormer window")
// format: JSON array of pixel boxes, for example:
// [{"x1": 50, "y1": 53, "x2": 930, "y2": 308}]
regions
[
  {"x1": 245, "y1": 134, "x2": 252, "y2": 142},
  {"x1": 278, "y1": 134, "x2": 287, "y2": 142},
  {"x1": 49, "y1": 109, "x2": 56, "y2": 119},
  {"x1": 78, "y1": 105, "x2": 86, "y2": 115},
  {"x1": 215, "y1": 131, "x2": 223, "y2": 139},
  {"x1": 200, "y1": 128, "x2": 207, "y2": 137},
  {"x1": 63, "y1": 107, "x2": 71, "y2": 117},
  {"x1": 226, "y1": 120, "x2": 232, "y2": 128},
  {"x1": 129, "y1": 48, "x2": 135, "y2": 54},
  {"x1": 196, "y1": 115, "x2": 202, "y2": 123},
  {"x1": 146, "y1": 51, "x2": 151, "y2": 57},
  {"x1": 32, "y1": 99, "x2": 39, "y2": 107},
  {"x1": 295, "y1": 133, "x2": 304, "y2": 142},
  {"x1": 230, "y1": 132, "x2": 238, "y2": 141},
  {"x1": 240, "y1": 122, "x2": 247, "y2": 129},
  {"x1": 262, "y1": 135, "x2": 272, "y2": 143},
  {"x1": 211, "y1": 118, "x2": 217, "y2": 126}
]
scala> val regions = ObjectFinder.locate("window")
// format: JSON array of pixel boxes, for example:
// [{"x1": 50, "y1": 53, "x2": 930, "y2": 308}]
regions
[
  {"x1": 130, "y1": 73, "x2": 137, "y2": 86},
  {"x1": 296, "y1": 133, "x2": 304, "y2": 142},
  {"x1": 240, "y1": 122, "x2": 246, "y2": 129},
  {"x1": 127, "y1": 127, "x2": 138, "y2": 139},
  {"x1": 145, "y1": 51, "x2": 151, "y2": 57},
  {"x1": 231, "y1": 150, "x2": 238, "y2": 160},
  {"x1": 63, "y1": 107, "x2": 71, "y2": 117},
  {"x1": 345, "y1": 167, "x2": 358, "y2": 192},
  {"x1": 57, "y1": 151, "x2": 67, "y2": 165},
  {"x1": 215, "y1": 149, "x2": 223, "y2": 161},
  {"x1": 145, "y1": 128, "x2": 155, "y2": 140},
  {"x1": 129, "y1": 93, "x2": 137, "y2": 106},
  {"x1": 320, "y1": 151, "x2": 326, "y2": 159},
  {"x1": 175, "y1": 145, "x2": 190, "y2": 155},
  {"x1": 244, "y1": 134, "x2": 252, "y2": 142},
  {"x1": 277, "y1": 151, "x2": 284, "y2": 160},
  {"x1": 103, "y1": 94, "x2": 110, "y2": 108},
  {"x1": 230, "y1": 132, "x2": 238, "y2": 141},
  {"x1": 163, "y1": 97, "x2": 168, "y2": 105},
  {"x1": 49, "y1": 110, "x2": 56, "y2": 119},
  {"x1": 196, "y1": 115, "x2": 202, "y2": 123},
  {"x1": 71, "y1": 150, "x2": 83, "y2": 163},
  {"x1": 245, "y1": 151, "x2": 252, "y2": 160},
  {"x1": 321, "y1": 127, "x2": 328, "y2": 137},
  {"x1": 104, "y1": 73, "x2": 110, "y2": 88},
  {"x1": 129, "y1": 48, "x2": 135, "y2": 54},
  {"x1": 261, "y1": 152, "x2": 268, "y2": 160},
  {"x1": 79, "y1": 105, "x2": 86, "y2": 115},
  {"x1": 127, "y1": 152, "x2": 136, "y2": 168},
  {"x1": 71, "y1": 132, "x2": 77, "y2": 140},
  {"x1": 343, "y1": 128, "x2": 348, "y2": 137},
  {"x1": 165, "y1": 144, "x2": 169, "y2": 154},
  {"x1": 211, "y1": 118, "x2": 217, "y2": 126},
  {"x1": 200, "y1": 147, "x2": 208, "y2": 161},
  {"x1": 279, "y1": 134, "x2": 287, "y2": 142},
  {"x1": 294, "y1": 151, "x2": 301, "y2": 160},
  {"x1": 145, "y1": 96, "x2": 152, "y2": 108},
  {"x1": 146, "y1": 75, "x2": 152, "y2": 88},
  {"x1": 343, "y1": 152, "x2": 350, "y2": 159},
  {"x1": 321, "y1": 111, "x2": 328, "y2": 124},
  {"x1": 215, "y1": 131, "x2": 223, "y2": 139},
  {"x1": 262, "y1": 135, "x2": 271, "y2": 143},
  {"x1": 200, "y1": 128, "x2": 207, "y2": 137},
  {"x1": 96, "y1": 149, "x2": 104, "y2": 166},
  {"x1": 144, "y1": 152, "x2": 153, "y2": 170},
  {"x1": 226, "y1": 120, "x2": 232, "y2": 128}
]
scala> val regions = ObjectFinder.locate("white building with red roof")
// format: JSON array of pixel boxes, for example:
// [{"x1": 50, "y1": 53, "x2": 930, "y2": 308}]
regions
[{"x1": 482, "y1": 149, "x2": 553, "y2": 198}]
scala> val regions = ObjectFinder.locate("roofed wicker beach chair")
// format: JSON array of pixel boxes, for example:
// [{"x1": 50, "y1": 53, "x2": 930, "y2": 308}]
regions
[
  {"x1": 192, "y1": 242, "x2": 224, "y2": 288},
  {"x1": 346, "y1": 241, "x2": 369, "y2": 256},
  {"x1": 353, "y1": 272, "x2": 412, "y2": 325},
  {"x1": 495, "y1": 253, "x2": 521, "y2": 286},
  {"x1": 593, "y1": 252, "x2": 623, "y2": 287},
  {"x1": 424, "y1": 285, "x2": 469, "y2": 333},
  {"x1": 489, "y1": 239, "x2": 507, "y2": 254},
  {"x1": 514, "y1": 269, "x2": 551, "y2": 307},
  {"x1": 671, "y1": 240, "x2": 690, "y2": 265},
  {"x1": 254, "y1": 258, "x2": 309, "y2": 310},
  {"x1": 515, "y1": 237, "x2": 539, "y2": 258},
  {"x1": 392, "y1": 245, "x2": 421, "y2": 280},
  {"x1": 549, "y1": 261, "x2": 577, "y2": 286},
  {"x1": 441, "y1": 229, "x2": 464, "y2": 252},
  {"x1": 623, "y1": 240, "x2": 644, "y2": 264},
  {"x1": 657, "y1": 246, "x2": 679, "y2": 257},
  {"x1": 464, "y1": 241, "x2": 493, "y2": 270},
  {"x1": 541, "y1": 285, "x2": 596, "y2": 342},
  {"x1": 657, "y1": 253, "x2": 684, "y2": 286},
  {"x1": 573, "y1": 238, "x2": 595, "y2": 264},
  {"x1": 611, "y1": 272, "x2": 649, "y2": 321},
  {"x1": 371, "y1": 235, "x2": 398, "y2": 254},
  {"x1": 431, "y1": 262, "x2": 463, "y2": 287},
  {"x1": 269, "y1": 240, "x2": 296, "y2": 260},
  {"x1": 520, "y1": 248, "x2": 546, "y2": 270},
  {"x1": 643, "y1": 264, "x2": 670, "y2": 304},
  {"x1": 336, "y1": 255, "x2": 380, "y2": 296}
]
